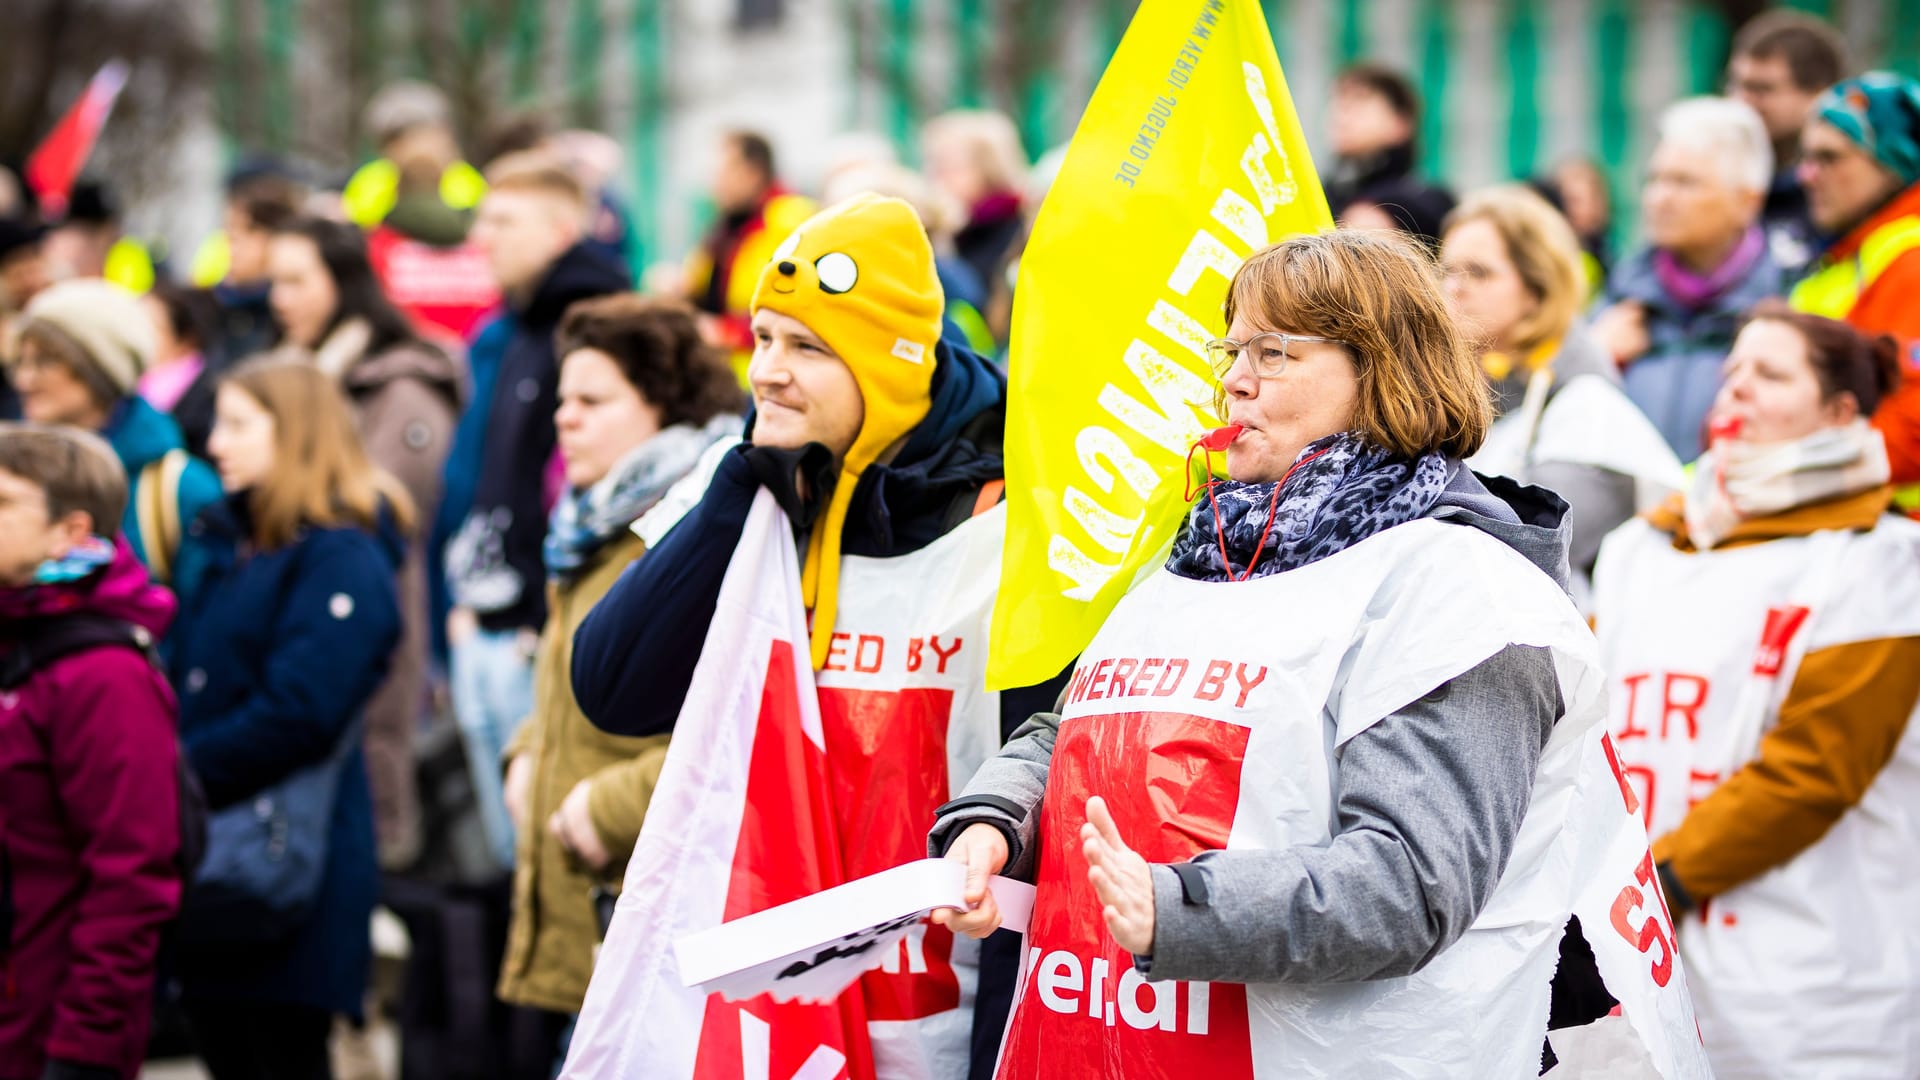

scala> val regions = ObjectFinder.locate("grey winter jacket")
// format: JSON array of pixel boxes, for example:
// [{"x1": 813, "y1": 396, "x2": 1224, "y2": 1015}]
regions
[
  {"x1": 929, "y1": 466, "x2": 1573, "y2": 985},
  {"x1": 1486, "y1": 326, "x2": 1639, "y2": 583}
]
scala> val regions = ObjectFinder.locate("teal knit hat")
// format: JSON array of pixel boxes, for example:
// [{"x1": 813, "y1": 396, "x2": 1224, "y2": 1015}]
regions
[{"x1": 1815, "y1": 71, "x2": 1920, "y2": 185}]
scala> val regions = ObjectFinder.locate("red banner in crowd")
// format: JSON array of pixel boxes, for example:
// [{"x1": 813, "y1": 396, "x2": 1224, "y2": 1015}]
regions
[
  {"x1": 26, "y1": 61, "x2": 129, "y2": 219},
  {"x1": 563, "y1": 490, "x2": 875, "y2": 1080}
]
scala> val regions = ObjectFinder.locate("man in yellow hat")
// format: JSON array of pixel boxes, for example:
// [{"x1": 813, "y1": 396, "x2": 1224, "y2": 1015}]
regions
[{"x1": 572, "y1": 193, "x2": 1061, "y2": 1078}]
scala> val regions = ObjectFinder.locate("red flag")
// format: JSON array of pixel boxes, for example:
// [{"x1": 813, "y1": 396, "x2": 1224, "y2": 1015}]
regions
[
  {"x1": 565, "y1": 489, "x2": 874, "y2": 1080},
  {"x1": 26, "y1": 61, "x2": 130, "y2": 219}
]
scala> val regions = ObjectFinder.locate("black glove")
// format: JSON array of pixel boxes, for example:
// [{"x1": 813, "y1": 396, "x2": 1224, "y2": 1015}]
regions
[
  {"x1": 1654, "y1": 860, "x2": 1697, "y2": 917},
  {"x1": 742, "y1": 441, "x2": 838, "y2": 528}
]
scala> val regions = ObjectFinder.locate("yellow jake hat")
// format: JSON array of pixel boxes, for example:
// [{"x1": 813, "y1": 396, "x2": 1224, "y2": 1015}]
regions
[{"x1": 750, "y1": 193, "x2": 945, "y2": 670}]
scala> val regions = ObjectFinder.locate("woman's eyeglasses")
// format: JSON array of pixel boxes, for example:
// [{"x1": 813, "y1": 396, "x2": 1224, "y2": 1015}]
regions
[{"x1": 1204, "y1": 332, "x2": 1351, "y2": 379}]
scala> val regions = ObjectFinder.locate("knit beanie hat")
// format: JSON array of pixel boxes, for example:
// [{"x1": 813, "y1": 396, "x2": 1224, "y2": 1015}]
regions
[
  {"x1": 750, "y1": 193, "x2": 945, "y2": 670},
  {"x1": 1816, "y1": 72, "x2": 1920, "y2": 187},
  {"x1": 22, "y1": 278, "x2": 155, "y2": 396}
]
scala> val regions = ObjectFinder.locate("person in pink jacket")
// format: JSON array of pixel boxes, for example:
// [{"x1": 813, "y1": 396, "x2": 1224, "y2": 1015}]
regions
[{"x1": 0, "y1": 423, "x2": 183, "y2": 1080}]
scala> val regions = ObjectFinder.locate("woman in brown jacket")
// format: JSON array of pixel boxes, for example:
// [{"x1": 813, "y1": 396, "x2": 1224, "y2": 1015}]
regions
[
  {"x1": 497, "y1": 295, "x2": 741, "y2": 1030},
  {"x1": 1593, "y1": 303, "x2": 1920, "y2": 1076},
  {"x1": 268, "y1": 215, "x2": 464, "y2": 869}
]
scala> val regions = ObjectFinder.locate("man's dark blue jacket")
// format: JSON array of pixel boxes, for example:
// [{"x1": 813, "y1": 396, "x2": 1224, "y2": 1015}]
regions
[
  {"x1": 570, "y1": 340, "x2": 1066, "y2": 1080},
  {"x1": 571, "y1": 339, "x2": 1063, "y2": 740}
]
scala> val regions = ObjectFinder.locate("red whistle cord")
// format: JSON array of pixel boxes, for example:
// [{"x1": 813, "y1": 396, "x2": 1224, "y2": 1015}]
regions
[{"x1": 1184, "y1": 425, "x2": 1331, "y2": 583}]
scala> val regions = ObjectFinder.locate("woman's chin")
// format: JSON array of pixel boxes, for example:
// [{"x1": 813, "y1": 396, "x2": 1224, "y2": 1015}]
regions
[{"x1": 1224, "y1": 441, "x2": 1283, "y2": 485}]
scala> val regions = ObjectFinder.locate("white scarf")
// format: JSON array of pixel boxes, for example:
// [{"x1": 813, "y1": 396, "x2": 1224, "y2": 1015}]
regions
[{"x1": 1683, "y1": 419, "x2": 1890, "y2": 549}]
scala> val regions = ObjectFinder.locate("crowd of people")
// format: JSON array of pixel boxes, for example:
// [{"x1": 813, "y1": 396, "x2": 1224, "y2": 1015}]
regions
[{"x1": 2, "y1": 6, "x2": 1919, "y2": 1079}]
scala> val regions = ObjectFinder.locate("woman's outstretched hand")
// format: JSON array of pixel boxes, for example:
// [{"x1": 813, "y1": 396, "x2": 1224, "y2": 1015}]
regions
[
  {"x1": 1083, "y1": 796, "x2": 1156, "y2": 956},
  {"x1": 932, "y1": 822, "x2": 1009, "y2": 939}
]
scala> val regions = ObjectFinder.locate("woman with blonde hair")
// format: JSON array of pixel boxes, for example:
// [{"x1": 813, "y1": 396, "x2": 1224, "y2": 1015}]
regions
[
  {"x1": 1442, "y1": 185, "x2": 1682, "y2": 604},
  {"x1": 922, "y1": 109, "x2": 1030, "y2": 304},
  {"x1": 932, "y1": 231, "x2": 1703, "y2": 1077},
  {"x1": 171, "y1": 358, "x2": 409, "y2": 1079}
]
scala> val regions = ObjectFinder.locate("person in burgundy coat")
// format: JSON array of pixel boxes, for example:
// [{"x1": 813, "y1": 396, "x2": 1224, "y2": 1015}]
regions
[{"x1": 0, "y1": 423, "x2": 183, "y2": 1080}]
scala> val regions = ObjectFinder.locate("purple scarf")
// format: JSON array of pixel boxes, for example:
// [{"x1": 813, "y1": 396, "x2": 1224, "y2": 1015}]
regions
[{"x1": 1653, "y1": 226, "x2": 1765, "y2": 310}]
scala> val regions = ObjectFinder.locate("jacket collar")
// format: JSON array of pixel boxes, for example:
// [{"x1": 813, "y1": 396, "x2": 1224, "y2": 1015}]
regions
[
  {"x1": 101, "y1": 396, "x2": 186, "y2": 474},
  {"x1": 338, "y1": 334, "x2": 462, "y2": 402},
  {"x1": 1332, "y1": 141, "x2": 1418, "y2": 193},
  {"x1": 1608, "y1": 242, "x2": 1782, "y2": 316},
  {"x1": 1645, "y1": 484, "x2": 1895, "y2": 552},
  {"x1": 842, "y1": 341, "x2": 1007, "y2": 556},
  {"x1": 1822, "y1": 181, "x2": 1920, "y2": 263},
  {"x1": 517, "y1": 242, "x2": 631, "y2": 326}
]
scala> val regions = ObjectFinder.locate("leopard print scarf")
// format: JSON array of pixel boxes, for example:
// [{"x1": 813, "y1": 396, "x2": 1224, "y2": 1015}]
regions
[{"x1": 1167, "y1": 431, "x2": 1450, "y2": 582}]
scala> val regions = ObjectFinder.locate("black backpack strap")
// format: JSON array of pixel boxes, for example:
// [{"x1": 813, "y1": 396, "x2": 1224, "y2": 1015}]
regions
[{"x1": 0, "y1": 614, "x2": 156, "y2": 690}]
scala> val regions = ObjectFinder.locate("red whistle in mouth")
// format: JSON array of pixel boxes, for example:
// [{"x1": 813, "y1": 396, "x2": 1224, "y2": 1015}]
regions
[
  {"x1": 1708, "y1": 415, "x2": 1744, "y2": 443},
  {"x1": 1198, "y1": 424, "x2": 1244, "y2": 452}
]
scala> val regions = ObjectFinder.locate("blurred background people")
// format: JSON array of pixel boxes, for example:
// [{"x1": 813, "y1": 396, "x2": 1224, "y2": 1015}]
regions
[
  {"x1": 1725, "y1": 10, "x2": 1849, "y2": 272},
  {"x1": 0, "y1": 423, "x2": 183, "y2": 1080},
  {"x1": 444, "y1": 152, "x2": 628, "y2": 872},
  {"x1": 42, "y1": 180, "x2": 156, "y2": 294},
  {"x1": 202, "y1": 168, "x2": 309, "y2": 366},
  {"x1": 1442, "y1": 185, "x2": 1680, "y2": 604},
  {"x1": 342, "y1": 81, "x2": 486, "y2": 236},
  {"x1": 1532, "y1": 156, "x2": 1615, "y2": 292},
  {"x1": 495, "y1": 296, "x2": 741, "y2": 1049},
  {"x1": 680, "y1": 130, "x2": 815, "y2": 379},
  {"x1": 1323, "y1": 63, "x2": 1456, "y2": 248},
  {"x1": 172, "y1": 360, "x2": 408, "y2": 1080},
  {"x1": 140, "y1": 281, "x2": 221, "y2": 456},
  {"x1": 1790, "y1": 72, "x2": 1920, "y2": 496},
  {"x1": 1592, "y1": 96, "x2": 1782, "y2": 462},
  {"x1": 0, "y1": 215, "x2": 50, "y2": 317},
  {"x1": 922, "y1": 109, "x2": 1030, "y2": 316},
  {"x1": 1594, "y1": 305, "x2": 1920, "y2": 1078},
  {"x1": 268, "y1": 215, "x2": 463, "y2": 870},
  {"x1": 10, "y1": 279, "x2": 223, "y2": 609}
]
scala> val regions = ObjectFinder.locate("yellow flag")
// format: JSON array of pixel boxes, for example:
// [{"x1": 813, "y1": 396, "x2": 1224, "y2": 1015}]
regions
[{"x1": 987, "y1": 0, "x2": 1332, "y2": 690}]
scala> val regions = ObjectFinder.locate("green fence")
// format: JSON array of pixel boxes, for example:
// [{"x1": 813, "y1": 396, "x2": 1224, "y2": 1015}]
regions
[{"x1": 211, "y1": 0, "x2": 1920, "y2": 266}]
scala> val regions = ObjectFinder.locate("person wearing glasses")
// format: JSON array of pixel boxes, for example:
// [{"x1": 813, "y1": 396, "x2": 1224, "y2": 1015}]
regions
[
  {"x1": 1723, "y1": 11, "x2": 1847, "y2": 275},
  {"x1": 931, "y1": 231, "x2": 1670, "y2": 1076},
  {"x1": 1790, "y1": 72, "x2": 1920, "y2": 511},
  {"x1": 1441, "y1": 185, "x2": 1683, "y2": 607},
  {"x1": 1588, "y1": 97, "x2": 1783, "y2": 463}
]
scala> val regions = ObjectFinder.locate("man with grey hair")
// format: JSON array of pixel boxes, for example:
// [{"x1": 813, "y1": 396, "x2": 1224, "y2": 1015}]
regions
[{"x1": 1591, "y1": 97, "x2": 1784, "y2": 459}]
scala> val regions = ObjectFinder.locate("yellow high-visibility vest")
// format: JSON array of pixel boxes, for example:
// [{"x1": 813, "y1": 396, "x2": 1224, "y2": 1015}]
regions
[
  {"x1": 341, "y1": 158, "x2": 487, "y2": 229},
  {"x1": 103, "y1": 236, "x2": 154, "y2": 294},
  {"x1": 1790, "y1": 213, "x2": 1920, "y2": 515},
  {"x1": 190, "y1": 230, "x2": 229, "y2": 287},
  {"x1": 1789, "y1": 214, "x2": 1920, "y2": 319}
]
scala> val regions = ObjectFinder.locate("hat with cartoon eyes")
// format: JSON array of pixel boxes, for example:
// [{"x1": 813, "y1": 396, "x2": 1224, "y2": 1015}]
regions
[{"x1": 750, "y1": 192, "x2": 946, "y2": 669}]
